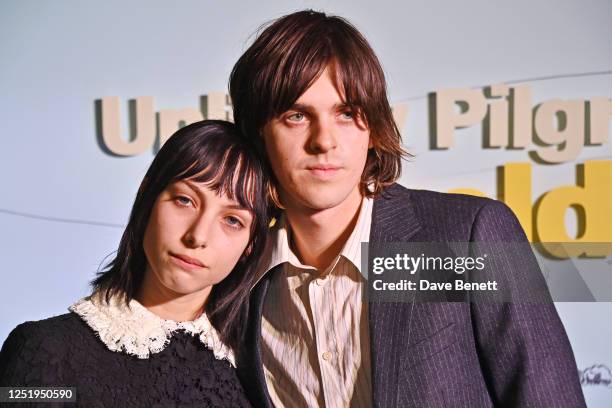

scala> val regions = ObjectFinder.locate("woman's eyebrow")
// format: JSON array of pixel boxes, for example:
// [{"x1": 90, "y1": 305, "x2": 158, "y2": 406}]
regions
[
  {"x1": 181, "y1": 180, "x2": 251, "y2": 212},
  {"x1": 172, "y1": 180, "x2": 210, "y2": 201},
  {"x1": 177, "y1": 180, "x2": 201, "y2": 194},
  {"x1": 223, "y1": 203, "x2": 250, "y2": 211}
]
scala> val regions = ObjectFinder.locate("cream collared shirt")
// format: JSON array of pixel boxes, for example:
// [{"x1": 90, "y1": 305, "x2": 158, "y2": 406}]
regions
[{"x1": 260, "y1": 197, "x2": 373, "y2": 408}]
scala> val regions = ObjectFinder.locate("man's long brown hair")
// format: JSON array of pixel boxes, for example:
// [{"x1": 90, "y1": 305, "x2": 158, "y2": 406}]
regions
[{"x1": 229, "y1": 10, "x2": 407, "y2": 198}]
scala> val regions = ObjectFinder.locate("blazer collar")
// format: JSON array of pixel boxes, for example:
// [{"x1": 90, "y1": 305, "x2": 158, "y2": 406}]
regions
[
  {"x1": 370, "y1": 184, "x2": 423, "y2": 243},
  {"x1": 368, "y1": 184, "x2": 422, "y2": 407}
]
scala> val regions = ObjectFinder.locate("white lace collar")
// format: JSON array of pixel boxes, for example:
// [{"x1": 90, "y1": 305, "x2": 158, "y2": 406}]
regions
[{"x1": 69, "y1": 293, "x2": 235, "y2": 367}]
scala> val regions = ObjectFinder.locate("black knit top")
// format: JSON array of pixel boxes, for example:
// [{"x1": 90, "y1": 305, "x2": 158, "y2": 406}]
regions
[{"x1": 0, "y1": 305, "x2": 251, "y2": 407}]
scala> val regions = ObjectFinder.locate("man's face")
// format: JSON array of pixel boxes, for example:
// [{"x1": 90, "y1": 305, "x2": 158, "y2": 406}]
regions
[{"x1": 262, "y1": 66, "x2": 372, "y2": 213}]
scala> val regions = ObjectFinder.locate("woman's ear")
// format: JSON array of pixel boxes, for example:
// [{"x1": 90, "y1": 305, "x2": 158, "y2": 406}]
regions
[{"x1": 242, "y1": 241, "x2": 254, "y2": 258}]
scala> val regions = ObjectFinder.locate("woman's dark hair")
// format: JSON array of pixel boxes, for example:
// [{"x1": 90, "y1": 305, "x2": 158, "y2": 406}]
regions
[
  {"x1": 92, "y1": 120, "x2": 269, "y2": 350},
  {"x1": 229, "y1": 9, "x2": 408, "y2": 201}
]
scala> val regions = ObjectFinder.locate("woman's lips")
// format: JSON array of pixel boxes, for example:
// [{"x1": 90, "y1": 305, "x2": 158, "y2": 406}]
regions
[{"x1": 169, "y1": 253, "x2": 206, "y2": 270}]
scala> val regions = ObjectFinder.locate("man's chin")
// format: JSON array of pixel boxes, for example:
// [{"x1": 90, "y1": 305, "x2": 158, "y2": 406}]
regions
[
  {"x1": 280, "y1": 180, "x2": 362, "y2": 213},
  {"x1": 292, "y1": 191, "x2": 358, "y2": 214}
]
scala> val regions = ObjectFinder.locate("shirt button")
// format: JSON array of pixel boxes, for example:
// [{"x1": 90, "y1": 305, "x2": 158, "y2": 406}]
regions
[
  {"x1": 322, "y1": 351, "x2": 332, "y2": 361},
  {"x1": 315, "y1": 275, "x2": 329, "y2": 286}
]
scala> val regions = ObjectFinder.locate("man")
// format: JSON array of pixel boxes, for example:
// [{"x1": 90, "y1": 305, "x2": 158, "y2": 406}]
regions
[{"x1": 229, "y1": 10, "x2": 586, "y2": 408}]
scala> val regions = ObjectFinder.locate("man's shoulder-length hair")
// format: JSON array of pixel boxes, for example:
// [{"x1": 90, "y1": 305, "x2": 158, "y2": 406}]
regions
[{"x1": 229, "y1": 9, "x2": 407, "y2": 197}]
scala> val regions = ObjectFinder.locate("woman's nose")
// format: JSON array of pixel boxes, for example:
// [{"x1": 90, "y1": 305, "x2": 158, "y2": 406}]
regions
[{"x1": 182, "y1": 214, "x2": 212, "y2": 248}]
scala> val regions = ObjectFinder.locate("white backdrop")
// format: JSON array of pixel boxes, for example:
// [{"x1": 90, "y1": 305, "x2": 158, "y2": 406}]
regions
[{"x1": 1, "y1": 1, "x2": 611, "y2": 405}]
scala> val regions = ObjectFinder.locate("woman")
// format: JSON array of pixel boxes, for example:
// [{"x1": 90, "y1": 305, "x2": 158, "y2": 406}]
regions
[{"x1": 0, "y1": 120, "x2": 269, "y2": 407}]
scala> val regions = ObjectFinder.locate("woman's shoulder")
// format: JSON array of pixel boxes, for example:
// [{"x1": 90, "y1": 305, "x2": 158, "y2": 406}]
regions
[
  {"x1": 0, "y1": 313, "x2": 86, "y2": 386},
  {"x1": 3, "y1": 313, "x2": 84, "y2": 346}
]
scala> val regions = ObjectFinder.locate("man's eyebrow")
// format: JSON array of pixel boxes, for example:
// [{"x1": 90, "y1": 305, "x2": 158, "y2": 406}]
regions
[
  {"x1": 287, "y1": 103, "x2": 312, "y2": 112},
  {"x1": 287, "y1": 102, "x2": 351, "y2": 111},
  {"x1": 334, "y1": 102, "x2": 353, "y2": 110}
]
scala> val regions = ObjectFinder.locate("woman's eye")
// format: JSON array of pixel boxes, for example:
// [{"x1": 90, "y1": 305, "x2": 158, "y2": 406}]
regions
[
  {"x1": 175, "y1": 196, "x2": 193, "y2": 207},
  {"x1": 225, "y1": 216, "x2": 245, "y2": 229}
]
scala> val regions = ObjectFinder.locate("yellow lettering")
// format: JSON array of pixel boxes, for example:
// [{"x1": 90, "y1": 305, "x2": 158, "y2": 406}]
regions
[{"x1": 535, "y1": 160, "x2": 612, "y2": 257}]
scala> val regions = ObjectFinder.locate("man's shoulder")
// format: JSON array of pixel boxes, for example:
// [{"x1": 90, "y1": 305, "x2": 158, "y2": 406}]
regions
[
  {"x1": 373, "y1": 183, "x2": 520, "y2": 241},
  {"x1": 378, "y1": 183, "x2": 494, "y2": 209}
]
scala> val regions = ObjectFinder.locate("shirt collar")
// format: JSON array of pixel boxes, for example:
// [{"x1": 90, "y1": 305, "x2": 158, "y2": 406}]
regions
[
  {"x1": 257, "y1": 196, "x2": 373, "y2": 284},
  {"x1": 69, "y1": 293, "x2": 235, "y2": 366}
]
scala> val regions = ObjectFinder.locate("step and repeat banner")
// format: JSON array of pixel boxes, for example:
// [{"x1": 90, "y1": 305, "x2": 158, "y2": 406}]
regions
[{"x1": 1, "y1": 1, "x2": 611, "y2": 405}]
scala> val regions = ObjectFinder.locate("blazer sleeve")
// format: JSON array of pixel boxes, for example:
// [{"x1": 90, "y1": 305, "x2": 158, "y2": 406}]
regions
[{"x1": 468, "y1": 200, "x2": 586, "y2": 408}]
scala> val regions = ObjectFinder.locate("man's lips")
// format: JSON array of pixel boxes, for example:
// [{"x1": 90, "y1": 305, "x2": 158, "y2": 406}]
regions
[
  {"x1": 169, "y1": 253, "x2": 206, "y2": 269},
  {"x1": 307, "y1": 164, "x2": 341, "y2": 171},
  {"x1": 306, "y1": 165, "x2": 341, "y2": 178}
]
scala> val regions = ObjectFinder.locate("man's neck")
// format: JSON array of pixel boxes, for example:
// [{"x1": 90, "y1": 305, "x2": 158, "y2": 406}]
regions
[{"x1": 284, "y1": 188, "x2": 363, "y2": 271}]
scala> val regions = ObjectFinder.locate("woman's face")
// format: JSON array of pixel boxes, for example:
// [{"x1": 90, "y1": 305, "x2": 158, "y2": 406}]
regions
[{"x1": 143, "y1": 179, "x2": 253, "y2": 297}]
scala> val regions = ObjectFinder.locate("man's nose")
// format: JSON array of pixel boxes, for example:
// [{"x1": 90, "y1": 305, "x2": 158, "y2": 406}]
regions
[
  {"x1": 308, "y1": 119, "x2": 337, "y2": 153},
  {"x1": 183, "y1": 213, "x2": 212, "y2": 248}
]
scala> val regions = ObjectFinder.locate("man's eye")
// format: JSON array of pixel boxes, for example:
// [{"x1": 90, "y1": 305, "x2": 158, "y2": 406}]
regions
[
  {"x1": 340, "y1": 110, "x2": 354, "y2": 120},
  {"x1": 225, "y1": 216, "x2": 245, "y2": 229},
  {"x1": 287, "y1": 112, "x2": 305, "y2": 122},
  {"x1": 175, "y1": 196, "x2": 193, "y2": 207}
]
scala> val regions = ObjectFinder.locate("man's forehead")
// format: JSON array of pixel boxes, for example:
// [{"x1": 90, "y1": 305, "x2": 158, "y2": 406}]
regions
[{"x1": 289, "y1": 67, "x2": 348, "y2": 108}]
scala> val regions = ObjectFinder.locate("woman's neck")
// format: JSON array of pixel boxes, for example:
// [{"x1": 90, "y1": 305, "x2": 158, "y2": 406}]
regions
[{"x1": 135, "y1": 269, "x2": 211, "y2": 322}]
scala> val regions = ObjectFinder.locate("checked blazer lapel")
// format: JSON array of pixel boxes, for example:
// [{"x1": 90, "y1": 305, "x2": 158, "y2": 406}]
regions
[{"x1": 368, "y1": 184, "x2": 423, "y2": 408}]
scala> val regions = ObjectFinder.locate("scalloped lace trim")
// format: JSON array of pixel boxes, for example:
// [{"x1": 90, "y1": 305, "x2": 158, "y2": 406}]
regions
[{"x1": 69, "y1": 294, "x2": 235, "y2": 367}]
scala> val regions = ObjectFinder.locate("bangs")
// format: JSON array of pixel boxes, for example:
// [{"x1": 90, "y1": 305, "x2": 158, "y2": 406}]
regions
[
  {"x1": 179, "y1": 148, "x2": 262, "y2": 212},
  {"x1": 229, "y1": 10, "x2": 406, "y2": 198},
  {"x1": 261, "y1": 16, "x2": 383, "y2": 128},
  {"x1": 143, "y1": 120, "x2": 266, "y2": 218},
  {"x1": 178, "y1": 147, "x2": 261, "y2": 213}
]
